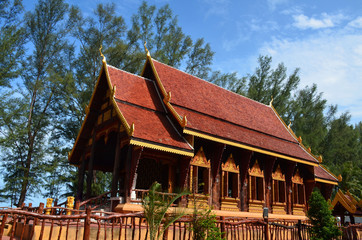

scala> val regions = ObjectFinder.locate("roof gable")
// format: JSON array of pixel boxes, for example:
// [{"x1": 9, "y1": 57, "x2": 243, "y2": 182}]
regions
[{"x1": 151, "y1": 59, "x2": 296, "y2": 143}]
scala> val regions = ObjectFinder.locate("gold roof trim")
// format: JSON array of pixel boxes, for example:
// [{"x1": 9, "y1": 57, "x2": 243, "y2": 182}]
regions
[
  {"x1": 183, "y1": 129, "x2": 319, "y2": 167},
  {"x1": 331, "y1": 190, "x2": 357, "y2": 213},
  {"x1": 269, "y1": 104, "x2": 324, "y2": 165},
  {"x1": 68, "y1": 54, "x2": 109, "y2": 161},
  {"x1": 140, "y1": 53, "x2": 187, "y2": 128},
  {"x1": 315, "y1": 178, "x2": 338, "y2": 185},
  {"x1": 102, "y1": 60, "x2": 135, "y2": 137},
  {"x1": 129, "y1": 139, "x2": 193, "y2": 157},
  {"x1": 319, "y1": 164, "x2": 339, "y2": 182}
]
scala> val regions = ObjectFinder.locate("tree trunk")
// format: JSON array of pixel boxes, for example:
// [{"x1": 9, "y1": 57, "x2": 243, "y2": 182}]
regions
[{"x1": 17, "y1": 141, "x2": 34, "y2": 207}]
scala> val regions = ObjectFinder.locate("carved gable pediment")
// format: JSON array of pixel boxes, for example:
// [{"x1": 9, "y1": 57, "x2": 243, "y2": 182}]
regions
[
  {"x1": 222, "y1": 154, "x2": 239, "y2": 173},
  {"x1": 272, "y1": 164, "x2": 285, "y2": 181},
  {"x1": 292, "y1": 169, "x2": 303, "y2": 184},
  {"x1": 249, "y1": 160, "x2": 264, "y2": 177},
  {"x1": 191, "y1": 147, "x2": 210, "y2": 168}
]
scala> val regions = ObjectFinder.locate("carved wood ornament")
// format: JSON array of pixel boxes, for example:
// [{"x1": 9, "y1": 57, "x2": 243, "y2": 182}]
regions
[
  {"x1": 222, "y1": 154, "x2": 239, "y2": 173},
  {"x1": 272, "y1": 164, "x2": 285, "y2": 181},
  {"x1": 248, "y1": 160, "x2": 264, "y2": 177},
  {"x1": 191, "y1": 147, "x2": 210, "y2": 168},
  {"x1": 292, "y1": 169, "x2": 303, "y2": 184}
]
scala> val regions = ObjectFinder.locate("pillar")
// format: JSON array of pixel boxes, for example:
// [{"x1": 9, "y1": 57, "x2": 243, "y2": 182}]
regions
[
  {"x1": 210, "y1": 143, "x2": 225, "y2": 209},
  {"x1": 285, "y1": 162, "x2": 296, "y2": 214},
  {"x1": 237, "y1": 149, "x2": 252, "y2": 211},
  {"x1": 264, "y1": 156, "x2": 276, "y2": 210},
  {"x1": 76, "y1": 153, "x2": 86, "y2": 201},
  {"x1": 86, "y1": 131, "x2": 96, "y2": 199},
  {"x1": 111, "y1": 127, "x2": 121, "y2": 197}
]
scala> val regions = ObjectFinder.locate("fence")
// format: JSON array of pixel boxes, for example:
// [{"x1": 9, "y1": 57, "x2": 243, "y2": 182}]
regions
[{"x1": 0, "y1": 206, "x2": 361, "y2": 240}]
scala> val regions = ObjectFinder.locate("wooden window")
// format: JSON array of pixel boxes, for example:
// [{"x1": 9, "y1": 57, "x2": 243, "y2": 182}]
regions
[
  {"x1": 189, "y1": 147, "x2": 210, "y2": 195},
  {"x1": 272, "y1": 164, "x2": 286, "y2": 203},
  {"x1": 248, "y1": 160, "x2": 264, "y2": 202},
  {"x1": 292, "y1": 169, "x2": 305, "y2": 205},
  {"x1": 222, "y1": 154, "x2": 240, "y2": 198}
]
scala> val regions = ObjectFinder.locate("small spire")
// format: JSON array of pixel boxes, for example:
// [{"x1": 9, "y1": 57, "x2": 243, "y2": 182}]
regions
[
  {"x1": 99, "y1": 45, "x2": 106, "y2": 62},
  {"x1": 144, "y1": 41, "x2": 150, "y2": 57},
  {"x1": 338, "y1": 174, "x2": 342, "y2": 182},
  {"x1": 130, "y1": 123, "x2": 135, "y2": 136},
  {"x1": 181, "y1": 115, "x2": 187, "y2": 127},
  {"x1": 269, "y1": 96, "x2": 274, "y2": 106}
]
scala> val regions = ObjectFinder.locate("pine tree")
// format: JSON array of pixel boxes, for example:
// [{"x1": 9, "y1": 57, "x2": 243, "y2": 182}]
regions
[
  {"x1": 287, "y1": 84, "x2": 335, "y2": 154},
  {"x1": 307, "y1": 189, "x2": 341, "y2": 240},
  {"x1": 246, "y1": 55, "x2": 300, "y2": 117},
  {"x1": 0, "y1": 0, "x2": 72, "y2": 206},
  {"x1": 0, "y1": 0, "x2": 26, "y2": 87}
]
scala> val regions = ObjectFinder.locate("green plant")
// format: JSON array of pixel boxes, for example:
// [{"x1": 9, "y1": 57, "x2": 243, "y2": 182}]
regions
[
  {"x1": 142, "y1": 182, "x2": 189, "y2": 240},
  {"x1": 191, "y1": 208, "x2": 223, "y2": 240},
  {"x1": 307, "y1": 188, "x2": 341, "y2": 240}
]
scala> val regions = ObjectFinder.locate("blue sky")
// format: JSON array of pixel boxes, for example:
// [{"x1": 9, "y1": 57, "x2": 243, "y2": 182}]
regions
[{"x1": 24, "y1": 0, "x2": 362, "y2": 124}]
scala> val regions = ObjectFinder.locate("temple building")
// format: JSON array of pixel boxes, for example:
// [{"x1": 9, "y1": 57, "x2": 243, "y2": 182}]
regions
[
  {"x1": 68, "y1": 50, "x2": 339, "y2": 219},
  {"x1": 331, "y1": 190, "x2": 362, "y2": 224}
]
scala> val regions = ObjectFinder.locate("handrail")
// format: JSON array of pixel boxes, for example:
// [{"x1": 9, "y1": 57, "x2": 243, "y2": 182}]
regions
[{"x1": 79, "y1": 191, "x2": 112, "y2": 207}]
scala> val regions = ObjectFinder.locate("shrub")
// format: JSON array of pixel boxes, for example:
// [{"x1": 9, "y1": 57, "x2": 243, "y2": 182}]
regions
[{"x1": 307, "y1": 188, "x2": 341, "y2": 240}]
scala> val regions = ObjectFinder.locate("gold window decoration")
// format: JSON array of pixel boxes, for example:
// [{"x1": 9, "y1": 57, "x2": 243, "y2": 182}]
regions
[
  {"x1": 272, "y1": 164, "x2": 286, "y2": 204},
  {"x1": 190, "y1": 147, "x2": 210, "y2": 195},
  {"x1": 248, "y1": 160, "x2": 264, "y2": 201},
  {"x1": 292, "y1": 169, "x2": 306, "y2": 205},
  {"x1": 222, "y1": 154, "x2": 239, "y2": 198}
]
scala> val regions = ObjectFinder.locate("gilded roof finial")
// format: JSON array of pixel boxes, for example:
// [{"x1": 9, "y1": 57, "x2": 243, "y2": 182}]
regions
[
  {"x1": 288, "y1": 120, "x2": 292, "y2": 129},
  {"x1": 181, "y1": 115, "x2": 187, "y2": 128},
  {"x1": 269, "y1": 96, "x2": 274, "y2": 106},
  {"x1": 337, "y1": 174, "x2": 342, "y2": 182},
  {"x1": 317, "y1": 155, "x2": 322, "y2": 163},
  {"x1": 144, "y1": 41, "x2": 150, "y2": 57},
  {"x1": 99, "y1": 45, "x2": 106, "y2": 62}
]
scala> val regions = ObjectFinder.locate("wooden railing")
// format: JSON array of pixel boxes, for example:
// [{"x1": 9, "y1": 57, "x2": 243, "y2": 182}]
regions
[
  {"x1": 79, "y1": 191, "x2": 112, "y2": 210},
  {"x1": 0, "y1": 206, "x2": 360, "y2": 240},
  {"x1": 131, "y1": 189, "x2": 179, "y2": 206}
]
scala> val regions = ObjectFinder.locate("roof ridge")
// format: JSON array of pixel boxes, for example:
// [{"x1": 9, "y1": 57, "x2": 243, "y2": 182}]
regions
[
  {"x1": 319, "y1": 164, "x2": 338, "y2": 181},
  {"x1": 151, "y1": 58, "x2": 270, "y2": 108},
  {"x1": 175, "y1": 103, "x2": 298, "y2": 145},
  {"x1": 107, "y1": 64, "x2": 151, "y2": 81}
]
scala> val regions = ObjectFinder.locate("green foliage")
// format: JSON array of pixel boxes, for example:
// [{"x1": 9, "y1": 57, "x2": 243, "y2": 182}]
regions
[
  {"x1": 191, "y1": 209, "x2": 223, "y2": 240},
  {"x1": 0, "y1": 0, "x2": 26, "y2": 87},
  {"x1": 0, "y1": 0, "x2": 73, "y2": 206},
  {"x1": 287, "y1": 84, "x2": 335, "y2": 153},
  {"x1": 246, "y1": 55, "x2": 300, "y2": 117},
  {"x1": 307, "y1": 189, "x2": 341, "y2": 240},
  {"x1": 142, "y1": 182, "x2": 189, "y2": 240}
]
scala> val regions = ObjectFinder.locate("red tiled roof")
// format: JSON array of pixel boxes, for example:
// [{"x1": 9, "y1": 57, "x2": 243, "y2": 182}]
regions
[
  {"x1": 152, "y1": 60, "x2": 296, "y2": 143},
  {"x1": 314, "y1": 165, "x2": 338, "y2": 182},
  {"x1": 108, "y1": 66, "x2": 164, "y2": 112},
  {"x1": 107, "y1": 65, "x2": 192, "y2": 153},
  {"x1": 174, "y1": 105, "x2": 316, "y2": 162},
  {"x1": 115, "y1": 102, "x2": 192, "y2": 151},
  {"x1": 151, "y1": 59, "x2": 318, "y2": 163}
]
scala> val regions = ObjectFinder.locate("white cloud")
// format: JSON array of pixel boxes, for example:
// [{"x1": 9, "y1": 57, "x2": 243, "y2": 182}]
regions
[
  {"x1": 258, "y1": 32, "x2": 362, "y2": 123},
  {"x1": 267, "y1": 0, "x2": 288, "y2": 11},
  {"x1": 348, "y1": 16, "x2": 362, "y2": 28},
  {"x1": 292, "y1": 13, "x2": 345, "y2": 30},
  {"x1": 200, "y1": 0, "x2": 230, "y2": 18}
]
